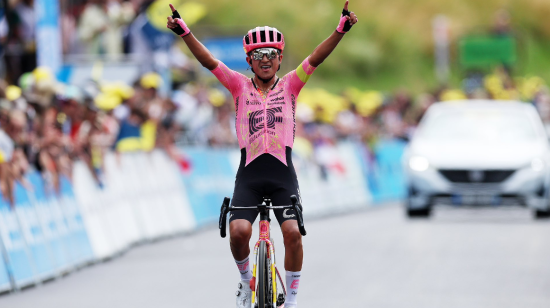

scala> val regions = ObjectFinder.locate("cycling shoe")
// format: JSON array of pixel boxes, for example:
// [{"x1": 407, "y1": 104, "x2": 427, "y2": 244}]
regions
[{"x1": 235, "y1": 280, "x2": 252, "y2": 308}]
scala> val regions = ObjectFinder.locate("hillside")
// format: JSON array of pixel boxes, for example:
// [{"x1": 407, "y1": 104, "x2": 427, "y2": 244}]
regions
[{"x1": 187, "y1": 0, "x2": 550, "y2": 93}]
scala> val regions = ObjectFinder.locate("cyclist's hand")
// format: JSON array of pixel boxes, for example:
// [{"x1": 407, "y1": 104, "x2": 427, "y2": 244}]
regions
[
  {"x1": 336, "y1": 1, "x2": 358, "y2": 33},
  {"x1": 167, "y1": 3, "x2": 191, "y2": 37}
]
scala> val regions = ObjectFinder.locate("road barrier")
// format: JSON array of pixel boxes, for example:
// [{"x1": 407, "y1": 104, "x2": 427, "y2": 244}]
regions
[{"x1": 0, "y1": 140, "x2": 405, "y2": 293}]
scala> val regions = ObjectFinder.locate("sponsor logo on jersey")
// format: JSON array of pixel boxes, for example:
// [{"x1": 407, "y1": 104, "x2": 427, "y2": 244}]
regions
[
  {"x1": 246, "y1": 99, "x2": 262, "y2": 105},
  {"x1": 269, "y1": 88, "x2": 284, "y2": 97},
  {"x1": 270, "y1": 96, "x2": 284, "y2": 102},
  {"x1": 269, "y1": 96, "x2": 285, "y2": 106},
  {"x1": 291, "y1": 94, "x2": 297, "y2": 140},
  {"x1": 248, "y1": 107, "x2": 283, "y2": 135},
  {"x1": 235, "y1": 97, "x2": 239, "y2": 131}
]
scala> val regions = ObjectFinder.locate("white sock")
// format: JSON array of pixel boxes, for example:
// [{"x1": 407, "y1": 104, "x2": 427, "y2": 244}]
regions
[
  {"x1": 285, "y1": 270, "x2": 301, "y2": 306},
  {"x1": 235, "y1": 257, "x2": 252, "y2": 281}
]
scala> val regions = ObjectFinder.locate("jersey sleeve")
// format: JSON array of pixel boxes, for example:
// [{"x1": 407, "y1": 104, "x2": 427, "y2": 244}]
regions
[
  {"x1": 210, "y1": 61, "x2": 245, "y2": 97},
  {"x1": 289, "y1": 57, "x2": 317, "y2": 93}
]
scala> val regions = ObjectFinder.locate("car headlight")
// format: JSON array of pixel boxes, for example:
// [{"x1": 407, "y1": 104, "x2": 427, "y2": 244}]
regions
[
  {"x1": 409, "y1": 156, "x2": 430, "y2": 172},
  {"x1": 531, "y1": 158, "x2": 545, "y2": 172}
]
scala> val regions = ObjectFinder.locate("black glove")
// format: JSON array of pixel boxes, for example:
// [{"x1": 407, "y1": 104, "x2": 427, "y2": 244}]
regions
[
  {"x1": 168, "y1": 10, "x2": 190, "y2": 37},
  {"x1": 342, "y1": 9, "x2": 353, "y2": 32}
]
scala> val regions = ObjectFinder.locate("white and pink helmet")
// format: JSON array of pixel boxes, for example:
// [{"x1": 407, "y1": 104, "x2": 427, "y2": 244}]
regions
[{"x1": 243, "y1": 26, "x2": 285, "y2": 54}]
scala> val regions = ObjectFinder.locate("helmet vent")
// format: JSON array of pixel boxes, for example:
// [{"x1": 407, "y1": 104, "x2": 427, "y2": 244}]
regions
[
  {"x1": 277, "y1": 32, "x2": 282, "y2": 42},
  {"x1": 269, "y1": 31, "x2": 274, "y2": 42},
  {"x1": 252, "y1": 32, "x2": 257, "y2": 43},
  {"x1": 260, "y1": 31, "x2": 266, "y2": 42}
]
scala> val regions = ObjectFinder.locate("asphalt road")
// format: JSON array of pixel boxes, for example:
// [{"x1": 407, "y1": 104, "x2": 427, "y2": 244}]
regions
[{"x1": 1, "y1": 204, "x2": 550, "y2": 308}]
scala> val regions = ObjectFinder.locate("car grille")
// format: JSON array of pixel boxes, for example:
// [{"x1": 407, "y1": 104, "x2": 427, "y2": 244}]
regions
[{"x1": 438, "y1": 169, "x2": 515, "y2": 183}]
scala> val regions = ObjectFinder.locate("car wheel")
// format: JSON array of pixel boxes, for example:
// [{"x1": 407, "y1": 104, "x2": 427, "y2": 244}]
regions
[
  {"x1": 406, "y1": 195, "x2": 432, "y2": 218},
  {"x1": 534, "y1": 209, "x2": 550, "y2": 219},
  {"x1": 407, "y1": 207, "x2": 432, "y2": 218}
]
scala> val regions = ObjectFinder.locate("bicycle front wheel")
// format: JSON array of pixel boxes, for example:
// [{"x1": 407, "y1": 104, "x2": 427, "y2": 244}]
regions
[{"x1": 258, "y1": 241, "x2": 268, "y2": 308}]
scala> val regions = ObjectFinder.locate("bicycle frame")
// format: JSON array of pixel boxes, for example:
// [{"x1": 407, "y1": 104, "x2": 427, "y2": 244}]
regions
[{"x1": 218, "y1": 195, "x2": 306, "y2": 308}]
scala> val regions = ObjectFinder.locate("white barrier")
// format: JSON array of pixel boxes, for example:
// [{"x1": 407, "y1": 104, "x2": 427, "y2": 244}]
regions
[
  {"x1": 73, "y1": 162, "x2": 118, "y2": 259},
  {"x1": 72, "y1": 150, "x2": 197, "y2": 260}
]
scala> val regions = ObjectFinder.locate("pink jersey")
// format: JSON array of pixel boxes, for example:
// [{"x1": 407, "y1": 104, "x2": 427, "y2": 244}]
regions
[{"x1": 211, "y1": 58, "x2": 316, "y2": 166}]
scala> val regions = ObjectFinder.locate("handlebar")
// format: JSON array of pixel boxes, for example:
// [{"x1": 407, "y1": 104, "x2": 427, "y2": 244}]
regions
[{"x1": 218, "y1": 195, "x2": 306, "y2": 238}]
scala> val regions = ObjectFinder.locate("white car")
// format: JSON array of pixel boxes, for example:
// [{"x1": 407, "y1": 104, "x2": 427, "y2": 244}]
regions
[{"x1": 403, "y1": 100, "x2": 550, "y2": 218}]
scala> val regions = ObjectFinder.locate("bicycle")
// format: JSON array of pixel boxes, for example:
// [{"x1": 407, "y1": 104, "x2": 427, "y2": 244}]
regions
[{"x1": 219, "y1": 195, "x2": 307, "y2": 308}]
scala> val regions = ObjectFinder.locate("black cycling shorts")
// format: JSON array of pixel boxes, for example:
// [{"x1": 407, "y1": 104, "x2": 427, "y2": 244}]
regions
[{"x1": 229, "y1": 147, "x2": 300, "y2": 226}]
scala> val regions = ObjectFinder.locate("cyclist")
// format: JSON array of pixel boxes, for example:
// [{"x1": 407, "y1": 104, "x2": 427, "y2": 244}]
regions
[{"x1": 167, "y1": 2, "x2": 357, "y2": 307}]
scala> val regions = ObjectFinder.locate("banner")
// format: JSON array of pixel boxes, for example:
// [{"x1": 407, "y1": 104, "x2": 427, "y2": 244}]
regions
[
  {"x1": 14, "y1": 181, "x2": 56, "y2": 281},
  {"x1": 367, "y1": 139, "x2": 408, "y2": 202},
  {"x1": 203, "y1": 38, "x2": 250, "y2": 71},
  {"x1": 58, "y1": 176, "x2": 94, "y2": 265},
  {"x1": 0, "y1": 195, "x2": 35, "y2": 288},
  {"x1": 179, "y1": 148, "x2": 235, "y2": 226},
  {"x1": 26, "y1": 172, "x2": 72, "y2": 273},
  {"x1": 0, "y1": 248, "x2": 9, "y2": 292}
]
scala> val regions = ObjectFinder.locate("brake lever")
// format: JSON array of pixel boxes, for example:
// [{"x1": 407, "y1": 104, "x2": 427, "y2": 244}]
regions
[
  {"x1": 290, "y1": 195, "x2": 307, "y2": 236},
  {"x1": 219, "y1": 197, "x2": 230, "y2": 238}
]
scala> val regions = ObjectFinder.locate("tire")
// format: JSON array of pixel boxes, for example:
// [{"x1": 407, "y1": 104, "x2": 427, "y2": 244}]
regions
[
  {"x1": 407, "y1": 207, "x2": 431, "y2": 218},
  {"x1": 534, "y1": 209, "x2": 550, "y2": 219},
  {"x1": 406, "y1": 197, "x2": 432, "y2": 218},
  {"x1": 258, "y1": 241, "x2": 267, "y2": 308}
]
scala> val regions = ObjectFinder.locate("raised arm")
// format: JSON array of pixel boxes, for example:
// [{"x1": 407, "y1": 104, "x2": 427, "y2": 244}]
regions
[
  {"x1": 166, "y1": 4, "x2": 218, "y2": 70},
  {"x1": 308, "y1": 1, "x2": 358, "y2": 68}
]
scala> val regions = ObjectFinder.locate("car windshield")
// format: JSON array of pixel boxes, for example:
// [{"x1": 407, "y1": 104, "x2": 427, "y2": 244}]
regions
[{"x1": 418, "y1": 108, "x2": 541, "y2": 142}]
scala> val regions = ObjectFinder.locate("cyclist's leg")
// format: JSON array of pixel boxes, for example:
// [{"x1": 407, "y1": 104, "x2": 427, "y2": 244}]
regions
[
  {"x1": 230, "y1": 220, "x2": 253, "y2": 270},
  {"x1": 269, "y1": 174, "x2": 303, "y2": 271},
  {"x1": 229, "y1": 187, "x2": 262, "y2": 277},
  {"x1": 280, "y1": 220, "x2": 302, "y2": 271},
  {"x1": 273, "y1": 206, "x2": 302, "y2": 307},
  {"x1": 269, "y1": 158, "x2": 302, "y2": 307},
  {"x1": 230, "y1": 195, "x2": 262, "y2": 307}
]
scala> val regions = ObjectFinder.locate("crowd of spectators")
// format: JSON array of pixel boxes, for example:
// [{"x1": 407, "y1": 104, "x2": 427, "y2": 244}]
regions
[
  {"x1": 0, "y1": 66, "x2": 182, "y2": 206},
  {"x1": 0, "y1": 0, "x2": 548, "y2": 206}
]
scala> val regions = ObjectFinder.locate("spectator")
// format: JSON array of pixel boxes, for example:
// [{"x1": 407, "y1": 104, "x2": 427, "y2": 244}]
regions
[
  {"x1": 77, "y1": 0, "x2": 135, "y2": 56},
  {"x1": 5, "y1": 0, "x2": 36, "y2": 83}
]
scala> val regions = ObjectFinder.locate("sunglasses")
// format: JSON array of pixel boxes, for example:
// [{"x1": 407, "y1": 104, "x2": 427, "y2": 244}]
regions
[{"x1": 250, "y1": 48, "x2": 280, "y2": 61}]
